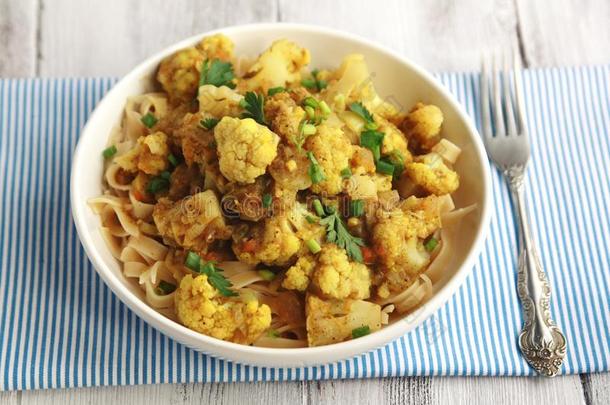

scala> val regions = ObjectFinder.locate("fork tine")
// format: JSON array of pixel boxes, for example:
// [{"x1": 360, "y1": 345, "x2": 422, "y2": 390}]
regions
[
  {"x1": 492, "y1": 54, "x2": 506, "y2": 136},
  {"x1": 503, "y1": 52, "x2": 518, "y2": 136},
  {"x1": 513, "y1": 48, "x2": 528, "y2": 136},
  {"x1": 480, "y1": 56, "x2": 493, "y2": 139}
]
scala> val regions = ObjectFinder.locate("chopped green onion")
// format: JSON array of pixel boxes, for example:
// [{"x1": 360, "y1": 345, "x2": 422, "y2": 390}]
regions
[
  {"x1": 351, "y1": 325, "x2": 371, "y2": 339},
  {"x1": 376, "y1": 159, "x2": 395, "y2": 176},
  {"x1": 306, "y1": 239, "x2": 322, "y2": 254},
  {"x1": 146, "y1": 172, "x2": 171, "y2": 194},
  {"x1": 102, "y1": 145, "x2": 117, "y2": 159},
  {"x1": 185, "y1": 251, "x2": 201, "y2": 271},
  {"x1": 262, "y1": 193, "x2": 272, "y2": 208},
  {"x1": 267, "y1": 86, "x2": 286, "y2": 96},
  {"x1": 302, "y1": 123, "x2": 317, "y2": 136},
  {"x1": 349, "y1": 200, "x2": 364, "y2": 217},
  {"x1": 360, "y1": 130, "x2": 385, "y2": 161},
  {"x1": 312, "y1": 199, "x2": 325, "y2": 216},
  {"x1": 387, "y1": 150, "x2": 405, "y2": 179},
  {"x1": 365, "y1": 121, "x2": 379, "y2": 130},
  {"x1": 168, "y1": 153, "x2": 179, "y2": 167},
  {"x1": 319, "y1": 100, "x2": 331, "y2": 116},
  {"x1": 267, "y1": 329, "x2": 280, "y2": 338},
  {"x1": 200, "y1": 117, "x2": 220, "y2": 130},
  {"x1": 424, "y1": 237, "x2": 439, "y2": 252},
  {"x1": 157, "y1": 280, "x2": 177, "y2": 295},
  {"x1": 307, "y1": 151, "x2": 326, "y2": 184},
  {"x1": 302, "y1": 97, "x2": 319, "y2": 109},
  {"x1": 305, "y1": 105, "x2": 315, "y2": 119},
  {"x1": 301, "y1": 78, "x2": 317, "y2": 89},
  {"x1": 258, "y1": 269, "x2": 276, "y2": 281},
  {"x1": 141, "y1": 112, "x2": 158, "y2": 128},
  {"x1": 306, "y1": 215, "x2": 318, "y2": 224},
  {"x1": 340, "y1": 167, "x2": 352, "y2": 179}
]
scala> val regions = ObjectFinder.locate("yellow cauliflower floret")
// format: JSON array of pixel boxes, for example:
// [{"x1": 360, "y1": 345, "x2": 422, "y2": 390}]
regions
[
  {"x1": 282, "y1": 254, "x2": 317, "y2": 291},
  {"x1": 305, "y1": 125, "x2": 354, "y2": 196},
  {"x1": 305, "y1": 295, "x2": 381, "y2": 347},
  {"x1": 115, "y1": 132, "x2": 170, "y2": 175},
  {"x1": 401, "y1": 102, "x2": 444, "y2": 150},
  {"x1": 311, "y1": 245, "x2": 371, "y2": 300},
  {"x1": 405, "y1": 152, "x2": 459, "y2": 195},
  {"x1": 157, "y1": 47, "x2": 205, "y2": 104},
  {"x1": 264, "y1": 92, "x2": 306, "y2": 142},
  {"x1": 372, "y1": 195, "x2": 442, "y2": 296},
  {"x1": 197, "y1": 84, "x2": 243, "y2": 118},
  {"x1": 269, "y1": 143, "x2": 311, "y2": 191},
  {"x1": 233, "y1": 203, "x2": 324, "y2": 266},
  {"x1": 197, "y1": 33, "x2": 234, "y2": 61},
  {"x1": 175, "y1": 274, "x2": 271, "y2": 344},
  {"x1": 153, "y1": 190, "x2": 231, "y2": 254},
  {"x1": 375, "y1": 114, "x2": 412, "y2": 162},
  {"x1": 214, "y1": 117, "x2": 280, "y2": 184},
  {"x1": 242, "y1": 39, "x2": 310, "y2": 92}
]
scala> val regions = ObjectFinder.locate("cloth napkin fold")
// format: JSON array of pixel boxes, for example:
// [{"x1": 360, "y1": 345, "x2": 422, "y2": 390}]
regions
[{"x1": 0, "y1": 66, "x2": 609, "y2": 390}]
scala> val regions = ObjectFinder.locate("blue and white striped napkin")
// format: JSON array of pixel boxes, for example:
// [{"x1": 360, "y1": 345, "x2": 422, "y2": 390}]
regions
[{"x1": 0, "y1": 66, "x2": 609, "y2": 390}]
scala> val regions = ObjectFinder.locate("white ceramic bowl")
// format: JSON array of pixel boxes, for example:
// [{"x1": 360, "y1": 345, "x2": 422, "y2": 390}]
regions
[{"x1": 71, "y1": 23, "x2": 492, "y2": 368}]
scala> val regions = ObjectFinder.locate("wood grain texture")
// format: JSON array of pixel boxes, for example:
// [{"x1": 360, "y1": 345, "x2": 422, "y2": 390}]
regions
[
  {"x1": 37, "y1": 0, "x2": 277, "y2": 76},
  {"x1": 0, "y1": 0, "x2": 37, "y2": 76},
  {"x1": 516, "y1": 0, "x2": 610, "y2": 66},
  {"x1": 278, "y1": 0, "x2": 520, "y2": 71},
  {"x1": 584, "y1": 373, "x2": 610, "y2": 405}
]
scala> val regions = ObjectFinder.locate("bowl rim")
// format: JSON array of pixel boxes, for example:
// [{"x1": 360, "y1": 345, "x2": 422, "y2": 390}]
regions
[{"x1": 70, "y1": 22, "x2": 492, "y2": 367}]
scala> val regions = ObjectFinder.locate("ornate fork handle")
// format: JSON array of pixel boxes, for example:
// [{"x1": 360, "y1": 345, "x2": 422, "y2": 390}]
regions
[{"x1": 505, "y1": 165, "x2": 567, "y2": 377}]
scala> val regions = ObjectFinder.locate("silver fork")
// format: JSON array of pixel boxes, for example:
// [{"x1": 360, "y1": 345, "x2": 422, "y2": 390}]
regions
[{"x1": 480, "y1": 52, "x2": 567, "y2": 376}]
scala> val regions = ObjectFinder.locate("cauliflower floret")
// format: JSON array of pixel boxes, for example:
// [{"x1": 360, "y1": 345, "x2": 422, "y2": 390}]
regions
[
  {"x1": 350, "y1": 146, "x2": 376, "y2": 175},
  {"x1": 157, "y1": 34, "x2": 234, "y2": 104},
  {"x1": 372, "y1": 196, "x2": 443, "y2": 296},
  {"x1": 214, "y1": 117, "x2": 280, "y2": 184},
  {"x1": 311, "y1": 245, "x2": 372, "y2": 300},
  {"x1": 197, "y1": 33, "x2": 234, "y2": 61},
  {"x1": 405, "y1": 152, "x2": 459, "y2": 195},
  {"x1": 242, "y1": 39, "x2": 310, "y2": 92},
  {"x1": 264, "y1": 92, "x2": 306, "y2": 142},
  {"x1": 175, "y1": 274, "x2": 271, "y2": 344},
  {"x1": 401, "y1": 102, "x2": 443, "y2": 151},
  {"x1": 157, "y1": 47, "x2": 205, "y2": 103},
  {"x1": 115, "y1": 132, "x2": 170, "y2": 175},
  {"x1": 375, "y1": 114, "x2": 412, "y2": 162},
  {"x1": 197, "y1": 84, "x2": 243, "y2": 118},
  {"x1": 268, "y1": 143, "x2": 311, "y2": 191},
  {"x1": 321, "y1": 54, "x2": 372, "y2": 110},
  {"x1": 153, "y1": 190, "x2": 231, "y2": 254},
  {"x1": 305, "y1": 125, "x2": 354, "y2": 196},
  {"x1": 305, "y1": 295, "x2": 381, "y2": 347},
  {"x1": 282, "y1": 254, "x2": 317, "y2": 291},
  {"x1": 233, "y1": 202, "x2": 324, "y2": 266}
]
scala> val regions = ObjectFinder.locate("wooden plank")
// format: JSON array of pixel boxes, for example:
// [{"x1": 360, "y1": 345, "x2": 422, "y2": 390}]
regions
[
  {"x1": 583, "y1": 373, "x2": 610, "y2": 405},
  {"x1": 0, "y1": 0, "x2": 37, "y2": 76},
  {"x1": 20, "y1": 382, "x2": 306, "y2": 405},
  {"x1": 278, "y1": 0, "x2": 520, "y2": 71},
  {"x1": 306, "y1": 378, "x2": 432, "y2": 404},
  {"x1": 38, "y1": 0, "x2": 277, "y2": 76},
  {"x1": 0, "y1": 391, "x2": 19, "y2": 405},
  {"x1": 434, "y1": 376, "x2": 586, "y2": 405},
  {"x1": 516, "y1": 0, "x2": 610, "y2": 66}
]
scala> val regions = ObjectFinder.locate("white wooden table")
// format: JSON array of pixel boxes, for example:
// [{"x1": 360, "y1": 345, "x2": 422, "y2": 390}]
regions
[{"x1": 1, "y1": 0, "x2": 609, "y2": 403}]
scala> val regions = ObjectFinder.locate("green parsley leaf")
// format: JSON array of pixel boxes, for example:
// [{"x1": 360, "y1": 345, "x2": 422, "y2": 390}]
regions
[
  {"x1": 199, "y1": 261, "x2": 238, "y2": 297},
  {"x1": 200, "y1": 117, "x2": 220, "y2": 130},
  {"x1": 240, "y1": 91, "x2": 267, "y2": 126},
  {"x1": 199, "y1": 59, "x2": 236, "y2": 89},
  {"x1": 102, "y1": 145, "x2": 117, "y2": 159},
  {"x1": 306, "y1": 151, "x2": 326, "y2": 184},
  {"x1": 262, "y1": 193, "x2": 272, "y2": 208},
  {"x1": 267, "y1": 86, "x2": 286, "y2": 96},
  {"x1": 351, "y1": 325, "x2": 371, "y2": 339},
  {"x1": 360, "y1": 130, "x2": 385, "y2": 161},
  {"x1": 349, "y1": 102, "x2": 376, "y2": 126},
  {"x1": 319, "y1": 206, "x2": 365, "y2": 262},
  {"x1": 141, "y1": 112, "x2": 158, "y2": 128}
]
